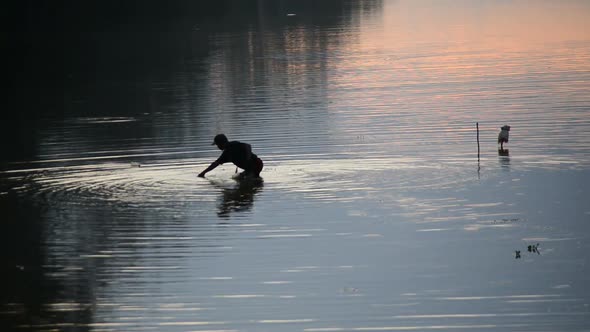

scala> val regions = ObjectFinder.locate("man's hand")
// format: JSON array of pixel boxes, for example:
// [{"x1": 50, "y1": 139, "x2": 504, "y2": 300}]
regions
[{"x1": 198, "y1": 161, "x2": 219, "y2": 178}]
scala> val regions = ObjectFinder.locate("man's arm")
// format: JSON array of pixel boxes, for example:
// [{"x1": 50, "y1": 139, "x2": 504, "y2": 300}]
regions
[{"x1": 198, "y1": 160, "x2": 220, "y2": 177}]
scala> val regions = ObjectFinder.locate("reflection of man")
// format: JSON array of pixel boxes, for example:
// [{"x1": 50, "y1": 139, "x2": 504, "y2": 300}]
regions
[
  {"x1": 217, "y1": 180, "x2": 264, "y2": 218},
  {"x1": 198, "y1": 134, "x2": 264, "y2": 178}
]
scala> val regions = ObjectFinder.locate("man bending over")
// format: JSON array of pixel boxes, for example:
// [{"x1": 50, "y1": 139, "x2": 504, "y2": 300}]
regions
[{"x1": 198, "y1": 134, "x2": 263, "y2": 178}]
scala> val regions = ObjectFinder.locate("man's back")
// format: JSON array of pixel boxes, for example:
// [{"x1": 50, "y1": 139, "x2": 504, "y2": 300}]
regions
[
  {"x1": 198, "y1": 134, "x2": 264, "y2": 178},
  {"x1": 217, "y1": 141, "x2": 258, "y2": 171}
]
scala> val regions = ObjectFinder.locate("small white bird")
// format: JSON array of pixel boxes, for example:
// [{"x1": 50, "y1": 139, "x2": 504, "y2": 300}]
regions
[{"x1": 498, "y1": 125, "x2": 510, "y2": 150}]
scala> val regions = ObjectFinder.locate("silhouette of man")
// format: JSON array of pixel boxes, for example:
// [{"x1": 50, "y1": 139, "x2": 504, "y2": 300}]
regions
[{"x1": 198, "y1": 134, "x2": 264, "y2": 178}]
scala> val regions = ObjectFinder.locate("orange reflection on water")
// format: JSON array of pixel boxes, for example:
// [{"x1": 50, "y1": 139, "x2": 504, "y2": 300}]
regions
[{"x1": 335, "y1": 0, "x2": 590, "y2": 96}]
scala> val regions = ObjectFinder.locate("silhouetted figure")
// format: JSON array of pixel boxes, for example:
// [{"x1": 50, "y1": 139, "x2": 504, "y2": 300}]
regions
[
  {"x1": 498, "y1": 125, "x2": 510, "y2": 150},
  {"x1": 198, "y1": 134, "x2": 264, "y2": 178}
]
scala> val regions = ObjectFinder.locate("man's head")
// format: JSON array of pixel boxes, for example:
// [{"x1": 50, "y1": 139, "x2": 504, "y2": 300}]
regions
[{"x1": 212, "y1": 134, "x2": 229, "y2": 150}]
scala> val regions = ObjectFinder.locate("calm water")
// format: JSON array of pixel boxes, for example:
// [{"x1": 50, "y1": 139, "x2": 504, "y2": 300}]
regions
[{"x1": 2, "y1": 1, "x2": 590, "y2": 331}]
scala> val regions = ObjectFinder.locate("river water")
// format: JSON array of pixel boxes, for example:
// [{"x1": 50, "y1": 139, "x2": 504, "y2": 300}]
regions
[{"x1": 2, "y1": 1, "x2": 590, "y2": 331}]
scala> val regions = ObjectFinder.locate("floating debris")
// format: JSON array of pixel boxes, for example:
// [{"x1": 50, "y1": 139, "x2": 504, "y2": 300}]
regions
[
  {"x1": 514, "y1": 243, "x2": 541, "y2": 259},
  {"x1": 340, "y1": 287, "x2": 359, "y2": 294},
  {"x1": 528, "y1": 243, "x2": 540, "y2": 254},
  {"x1": 493, "y1": 218, "x2": 521, "y2": 224}
]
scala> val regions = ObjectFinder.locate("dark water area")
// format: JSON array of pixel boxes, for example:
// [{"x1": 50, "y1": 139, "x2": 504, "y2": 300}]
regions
[
  {"x1": 3, "y1": 1, "x2": 590, "y2": 331},
  {"x1": 3, "y1": 0, "x2": 363, "y2": 161}
]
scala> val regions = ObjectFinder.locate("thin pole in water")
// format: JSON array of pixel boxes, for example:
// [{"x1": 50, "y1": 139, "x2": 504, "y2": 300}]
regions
[
  {"x1": 476, "y1": 122, "x2": 481, "y2": 178},
  {"x1": 476, "y1": 122, "x2": 480, "y2": 161}
]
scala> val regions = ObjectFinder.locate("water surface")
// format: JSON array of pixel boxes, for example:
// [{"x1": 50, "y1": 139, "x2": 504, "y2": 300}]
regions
[{"x1": 2, "y1": 1, "x2": 590, "y2": 331}]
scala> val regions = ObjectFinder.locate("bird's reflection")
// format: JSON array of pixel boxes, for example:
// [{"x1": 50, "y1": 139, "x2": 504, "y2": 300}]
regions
[
  {"x1": 211, "y1": 178, "x2": 264, "y2": 218},
  {"x1": 498, "y1": 148, "x2": 510, "y2": 170}
]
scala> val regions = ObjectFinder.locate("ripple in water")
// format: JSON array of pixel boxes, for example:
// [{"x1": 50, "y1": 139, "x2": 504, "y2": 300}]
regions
[{"x1": 3, "y1": 154, "x2": 484, "y2": 208}]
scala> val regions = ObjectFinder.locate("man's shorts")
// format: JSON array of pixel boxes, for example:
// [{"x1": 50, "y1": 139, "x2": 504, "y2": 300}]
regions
[{"x1": 253, "y1": 157, "x2": 263, "y2": 177}]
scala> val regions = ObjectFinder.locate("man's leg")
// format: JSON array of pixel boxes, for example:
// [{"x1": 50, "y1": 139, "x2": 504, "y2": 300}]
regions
[{"x1": 254, "y1": 158, "x2": 264, "y2": 177}]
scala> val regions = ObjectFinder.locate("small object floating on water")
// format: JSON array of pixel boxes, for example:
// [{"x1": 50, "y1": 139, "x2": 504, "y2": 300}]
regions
[
  {"x1": 130, "y1": 162, "x2": 141, "y2": 168},
  {"x1": 498, "y1": 125, "x2": 511, "y2": 150},
  {"x1": 528, "y1": 243, "x2": 540, "y2": 254},
  {"x1": 498, "y1": 148, "x2": 510, "y2": 157},
  {"x1": 340, "y1": 287, "x2": 359, "y2": 294},
  {"x1": 287, "y1": 13, "x2": 296, "y2": 17},
  {"x1": 515, "y1": 250, "x2": 521, "y2": 259}
]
